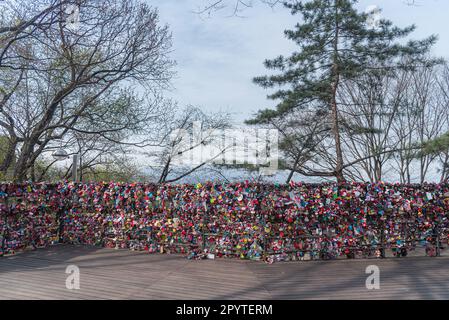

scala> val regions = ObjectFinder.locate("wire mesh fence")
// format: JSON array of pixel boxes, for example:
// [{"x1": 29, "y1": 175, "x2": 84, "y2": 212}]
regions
[{"x1": 1, "y1": 182, "x2": 448, "y2": 262}]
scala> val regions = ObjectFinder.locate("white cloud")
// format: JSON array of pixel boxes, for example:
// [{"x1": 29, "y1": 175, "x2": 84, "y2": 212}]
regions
[{"x1": 152, "y1": 0, "x2": 449, "y2": 124}]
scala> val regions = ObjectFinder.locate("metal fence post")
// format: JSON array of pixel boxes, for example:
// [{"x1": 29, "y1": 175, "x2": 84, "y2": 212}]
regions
[
  {"x1": 72, "y1": 154, "x2": 79, "y2": 182},
  {"x1": 435, "y1": 223, "x2": 441, "y2": 257},
  {"x1": 262, "y1": 213, "x2": 267, "y2": 260},
  {"x1": 1, "y1": 196, "x2": 8, "y2": 256},
  {"x1": 57, "y1": 202, "x2": 66, "y2": 244},
  {"x1": 403, "y1": 215, "x2": 408, "y2": 253},
  {"x1": 380, "y1": 220, "x2": 386, "y2": 259},
  {"x1": 202, "y1": 198, "x2": 208, "y2": 253}
]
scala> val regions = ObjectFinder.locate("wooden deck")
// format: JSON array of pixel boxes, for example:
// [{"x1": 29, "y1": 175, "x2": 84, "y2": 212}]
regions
[{"x1": 1, "y1": 245, "x2": 449, "y2": 300}]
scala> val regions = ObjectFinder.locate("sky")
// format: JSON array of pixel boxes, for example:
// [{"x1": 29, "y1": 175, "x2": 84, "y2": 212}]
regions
[{"x1": 152, "y1": 0, "x2": 449, "y2": 125}]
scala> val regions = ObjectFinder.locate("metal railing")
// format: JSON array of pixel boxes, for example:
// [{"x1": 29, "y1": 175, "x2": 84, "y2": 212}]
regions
[{"x1": 1, "y1": 182, "x2": 449, "y2": 261}]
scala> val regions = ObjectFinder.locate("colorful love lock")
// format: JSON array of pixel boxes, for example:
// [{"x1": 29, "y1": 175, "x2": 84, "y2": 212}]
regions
[{"x1": 0, "y1": 181, "x2": 448, "y2": 262}]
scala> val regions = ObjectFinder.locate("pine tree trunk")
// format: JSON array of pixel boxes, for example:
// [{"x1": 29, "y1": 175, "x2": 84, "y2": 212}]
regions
[
  {"x1": 158, "y1": 156, "x2": 171, "y2": 183},
  {"x1": 331, "y1": 90, "x2": 345, "y2": 183},
  {"x1": 286, "y1": 153, "x2": 302, "y2": 184},
  {"x1": 331, "y1": 0, "x2": 345, "y2": 184}
]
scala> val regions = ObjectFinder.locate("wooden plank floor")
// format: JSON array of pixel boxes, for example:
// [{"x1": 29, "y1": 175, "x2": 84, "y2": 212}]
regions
[{"x1": 1, "y1": 245, "x2": 449, "y2": 300}]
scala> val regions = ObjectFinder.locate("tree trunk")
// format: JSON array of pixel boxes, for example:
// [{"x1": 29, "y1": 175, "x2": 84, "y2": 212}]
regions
[
  {"x1": 158, "y1": 156, "x2": 171, "y2": 184},
  {"x1": 0, "y1": 139, "x2": 17, "y2": 175},
  {"x1": 374, "y1": 158, "x2": 382, "y2": 182},
  {"x1": 331, "y1": 0, "x2": 345, "y2": 184},
  {"x1": 13, "y1": 140, "x2": 36, "y2": 182},
  {"x1": 331, "y1": 95, "x2": 345, "y2": 183},
  {"x1": 30, "y1": 161, "x2": 36, "y2": 182},
  {"x1": 286, "y1": 153, "x2": 302, "y2": 184}
]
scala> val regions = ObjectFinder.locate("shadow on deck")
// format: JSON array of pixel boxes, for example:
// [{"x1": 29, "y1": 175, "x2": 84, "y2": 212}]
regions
[{"x1": 1, "y1": 245, "x2": 449, "y2": 300}]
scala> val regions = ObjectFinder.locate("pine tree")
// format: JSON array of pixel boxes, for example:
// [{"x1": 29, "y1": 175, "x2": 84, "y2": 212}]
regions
[{"x1": 247, "y1": 0, "x2": 437, "y2": 183}]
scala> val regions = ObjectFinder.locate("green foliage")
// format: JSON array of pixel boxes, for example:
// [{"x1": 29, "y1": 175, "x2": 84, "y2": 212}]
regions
[
  {"x1": 248, "y1": 0, "x2": 437, "y2": 124},
  {"x1": 421, "y1": 132, "x2": 449, "y2": 156},
  {"x1": 32, "y1": 156, "x2": 146, "y2": 183},
  {"x1": 81, "y1": 162, "x2": 147, "y2": 183}
]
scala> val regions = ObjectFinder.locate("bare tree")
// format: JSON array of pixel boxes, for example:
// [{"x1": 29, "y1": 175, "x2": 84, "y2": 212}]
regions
[
  {"x1": 144, "y1": 105, "x2": 232, "y2": 183},
  {"x1": 0, "y1": 0, "x2": 174, "y2": 182},
  {"x1": 390, "y1": 72, "x2": 418, "y2": 183},
  {"x1": 411, "y1": 66, "x2": 447, "y2": 183},
  {"x1": 339, "y1": 70, "x2": 411, "y2": 182},
  {"x1": 260, "y1": 107, "x2": 332, "y2": 183},
  {"x1": 195, "y1": 0, "x2": 282, "y2": 16},
  {"x1": 433, "y1": 64, "x2": 449, "y2": 182},
  {"x1": 1, "y1": 0, "x2": 76, "y2": 175},
  {"x1": 388, "y1": 64, "x2": 448, "y2": 183}
]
